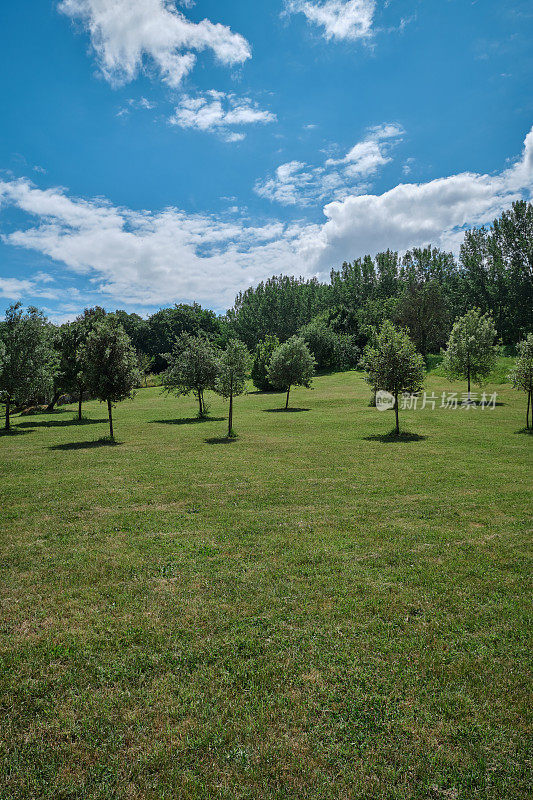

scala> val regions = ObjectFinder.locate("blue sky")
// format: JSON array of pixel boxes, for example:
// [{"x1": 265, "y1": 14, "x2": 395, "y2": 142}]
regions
[{"x1": 0, "y1": 0, "x2": 532, "y2": 321}]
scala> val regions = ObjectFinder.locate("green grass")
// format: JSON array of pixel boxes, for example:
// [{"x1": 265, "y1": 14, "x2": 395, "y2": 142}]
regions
[
  {"x1": 0, "y1": 371, "x2": 531, "y2": 800},
  {"x1": 428, "y1": 355, "x2": 515, "y2": 385}
]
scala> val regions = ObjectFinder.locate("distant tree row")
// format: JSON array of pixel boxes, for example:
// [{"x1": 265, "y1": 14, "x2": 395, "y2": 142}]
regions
[{"x1": 1, "y1": 302, "x2": 532, "y2": 440}]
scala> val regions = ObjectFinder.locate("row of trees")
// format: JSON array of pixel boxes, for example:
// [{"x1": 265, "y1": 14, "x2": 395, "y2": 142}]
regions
[{"x1": 1, "y1": 301, "x2": 532, "y2": 439}]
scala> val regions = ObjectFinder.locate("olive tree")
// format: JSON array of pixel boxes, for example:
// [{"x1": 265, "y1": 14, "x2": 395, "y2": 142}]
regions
[
  {"x1": 267, "y1": 336, "x2": 316, "y2": 410},
  {"x1": 215, "y1": 340, "x2": 251, "y2": 437},
  {"x1": 0, "y1": 303, "x2": 58, "y2": 430},
  {"x1": 162, "y1": 334, "x2": 220, "y2": 418},
  {"x1": 79, "y1": 318, "x2": 140, "y2": 440},
  {"x1": 362, "y1": 321, "x2": 425, "y2": 435},
  {"x1": 509, "y1": 333, "x2": 533, "y2": 429},
  {"x1": 442, "y1": 309, "x2": 498, "y2": 399}
]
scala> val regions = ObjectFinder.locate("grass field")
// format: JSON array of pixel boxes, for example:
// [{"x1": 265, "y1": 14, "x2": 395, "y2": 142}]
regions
[{"x1": 0, "y1": 370, "x2": 531, "y2": 799}]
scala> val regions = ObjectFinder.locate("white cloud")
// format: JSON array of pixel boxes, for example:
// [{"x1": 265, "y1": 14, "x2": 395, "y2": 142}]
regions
[
  {"x1": 285, "y1": 0, "x2": 375, "y2": 41},
  {"x1": 0, "y1": 273, "x2": 58, "y2": 301},
  {"x1": 169, "y1": 91, "x2": 276, "y2": 140},
  {"x1": 255, "y1": 123, "x2": 403, "y2": 205},
  {"x1": 58, "y1": 0, "x2": 251, "y2": 88},
  {"x1": 0, "y1": 278, "x2": 35, "y2": 299},
  {"x1": 1, "y1": 128, "x2": 532, "y2": 311}
]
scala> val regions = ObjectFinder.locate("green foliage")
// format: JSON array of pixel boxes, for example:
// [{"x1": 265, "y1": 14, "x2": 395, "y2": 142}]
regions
[
  {"x1": 228, "y1": 275, "x2": 329, "y2": 349},
  {"x1": 0, "y1": 303, "x2": 58, "y2": 428},
  {"x1": 162, "y1": 333, "x2": 220, "y2": 418},
  {"x1": 362, "y1": 320, "x2": 425, "y2": 433},
  {"x1": 56, "y1": 321, "x2": 85, "y2": 396},
  {"x1": 79, "y1": 318, "x2": 141, "y2": 438},
  {"x1": 267, "y1": 336, "x2": 316, "y2": 409},
  {"x1": 509, "y1": 333, "x2": 533, "y2": 427},
  {"x1": 300, "y1": 318, "x2": 360, "y2": 371},
  {"x1": 147, "y1": 304, "x2": 222, "y2": 372},
  {"x1": 215, "y1": 340, "x2": 251, "y2": 437},
  {"x1": 442, "y1": 309, "x2": 498, "y2": 391},
  {"x1": 251, "y1": 334, "x2": 280, "y2": 391},
  {"x1": 299, "y1": 319, "x2": 339, "y2": 371},
  {"x1": 215, "y1": 340, "x2": 251, "y2": 400},
  {"x1": 396, "y1": 279, "x2": 449, "y2": 356}
]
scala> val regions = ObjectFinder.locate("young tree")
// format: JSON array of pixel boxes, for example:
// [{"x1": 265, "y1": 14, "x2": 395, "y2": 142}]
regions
[
  {"x1": 162, "y1": 334, "x2": 220, "y2": 418},
  {"x1": 54, "y1": 321, "x2": 87, "y2": 420},
  {"x1": 509, "y1": 333, "x2": 533, "y2": 429},
  {"x1": 0, "y1": 303, "x2": 58, "y2": 430},
  {"x1": 215, "y1": 340, "x2": 251, "y2": 437},
  {"x1": 267, "y1": 336, "x2": 316, "y2": 410},
  {"x1": 251, "y1": 334, "x2": 280, "y2": 391},
  {"x1": 79, "y1": 318, "x2": 140, "y2": 440},
  {"x1": 442, "y1": 309, "x2": 498, "y2": 399},
  {"x1": 362, "y1": 321, "x2": 425, "y2": 435}
]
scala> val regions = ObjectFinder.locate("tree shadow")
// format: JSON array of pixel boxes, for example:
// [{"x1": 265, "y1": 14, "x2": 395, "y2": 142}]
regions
[
  {"x1": 204, "y1": 436, "x2": 237, "y2": 445},
  {"x1": 0, "y1": 427, "x2": 34, "y2": 437},
  {"x1": 49, "y1": 438, "x2": 121, "y2": 451},
  {"x1": 17, "y1": 418, "x2": 106, "y2": 429},
  {"x1": 514, "y1": 427, "x2": 533, "y2": 435},
  {"x1": 263, "y1": 408, "x2": 310, "y2": 413},
  {"x1": 150, "y1": 417, "x2": 225, "y2": 425},
  {"x1": 17, "y1": 408, "x2": 75, "y2": 417},
  {"x1": 364, "y1": 430, "x2": 427, "y2": 443}
]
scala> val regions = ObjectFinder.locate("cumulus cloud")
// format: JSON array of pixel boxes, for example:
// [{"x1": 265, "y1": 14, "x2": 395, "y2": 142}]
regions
[
  {"x1": 255, "y1": 123, "x2": 403, "y2": 205},
  {"x1": 285, "y1": 0, "x2": 375, "y2": 41},
  {"x1": 1, "y1": 128, "x2": 532, "y2": 311},
  {"x1": 169, "y1": 91, "x2": 277, "y2": 141},
  {"x1": 58, "y1": 0, "x2": 251, "y2": 88}
]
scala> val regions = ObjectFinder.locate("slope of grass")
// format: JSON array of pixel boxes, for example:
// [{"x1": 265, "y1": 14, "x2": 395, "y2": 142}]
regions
[{"x1": 0, "y1": 371, "x2": 531, "y2": 800}]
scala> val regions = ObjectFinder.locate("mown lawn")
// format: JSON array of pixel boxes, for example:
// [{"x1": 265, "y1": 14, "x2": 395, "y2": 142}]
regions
[{"x1": 0, "y1": 371, "x2": 531, "y2": 799}]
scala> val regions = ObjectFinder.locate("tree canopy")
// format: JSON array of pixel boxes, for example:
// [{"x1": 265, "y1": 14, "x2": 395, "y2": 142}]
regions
[
  {"x1": 79, "y1": 318, "x2": 140, "y2": 439},
  {"x1": 215, "y1": 339, "x2": 251, "y2": 437},
  {"x1": 363, "y1": 321, "x2": 425, "y2": 434},
  {"x1": 162, "y1": 333, "x2": 220, "y2": 418},
  {"x1": 267, "y1": 336, "x2": 316, "y2": 410},
  {"x1": 442, "y1": 309, "x2": 498, "y2": 395},
  {"x1": 0, "y1": 303, "x2": 57, "y2": 429}
]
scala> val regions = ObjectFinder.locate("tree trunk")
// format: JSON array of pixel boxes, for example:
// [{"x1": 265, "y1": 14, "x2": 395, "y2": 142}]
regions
[
  {"x1": 78, "y1": 389, "x2": 83, "y2": 422},
  {"x1": 394, "y1": 391, "x2": 399, "y2": 435},
  {"x1": 285, "y1": 386, "x2": 290, "y2": 410},
  {"x1": 5, "y1": 398, "x2": 10, "y2": 431},
  {"x1": 228, "y1": 391, "x2": 233, "y2": 438},
  {"x1": 198, "y1": 389, "x2": 204, "y2": 418},
  {"x1": 108, "y1": 398, "x2": 114, "y2": 440},
  {"x1": 47, "y1": 391, "x2": 61, "y2": 412},
  {"x1": 467, "y1": 366, "x2": 471, "y2": 401}
]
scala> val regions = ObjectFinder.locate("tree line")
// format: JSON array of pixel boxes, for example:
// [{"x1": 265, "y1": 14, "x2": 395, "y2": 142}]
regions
[{"x1": 1, "y1": 301, "x2": 532, "y2": 440}]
